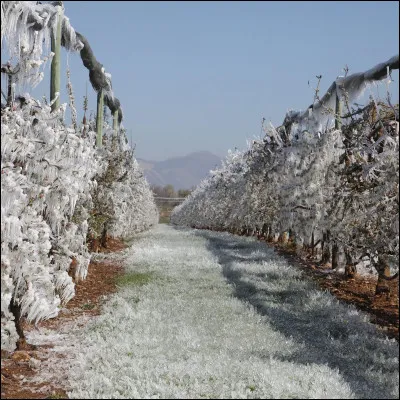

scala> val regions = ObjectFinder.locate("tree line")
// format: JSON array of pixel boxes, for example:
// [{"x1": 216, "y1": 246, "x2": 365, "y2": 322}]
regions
[
  {"x1": 1, "y1": 1, "x2": 158, "y2": 352},
  {"x1": 172, "y1": 56, "x2": 399, "y2": 296},
  {"x1": 151, "y1": 184, "x2": 192, "y2": 199}
]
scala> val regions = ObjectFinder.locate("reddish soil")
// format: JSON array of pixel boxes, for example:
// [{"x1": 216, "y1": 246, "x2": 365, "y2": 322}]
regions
[
  {"x1": 270, "y1": 241, "x2": 399, "y2": 341},
  {"x1": 1, "y1": 238, "x2": 126, "y2": 400},
  {"x1": 87, "y1": 235, "x2": 127, "y2": 254}
]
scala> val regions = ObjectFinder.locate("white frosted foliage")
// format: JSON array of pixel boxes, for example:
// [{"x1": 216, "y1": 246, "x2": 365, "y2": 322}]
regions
[
  {"x1": 1, "y1": 96, "x2": 100, "y2": 350},
  {"x1": 1, "y1": 0, "x2": 158, "y2": 353},
  {"x1": 92, "y1": 128, "x2": 159, "y2": 240},
  {"x1": 172, "y1": 79, "x2": 399, "y2": 276}
]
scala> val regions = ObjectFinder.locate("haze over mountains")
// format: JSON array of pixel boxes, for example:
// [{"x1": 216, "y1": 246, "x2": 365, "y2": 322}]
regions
[{"x1": 137, "y1": 151, "x2": 222, "y2": 190}]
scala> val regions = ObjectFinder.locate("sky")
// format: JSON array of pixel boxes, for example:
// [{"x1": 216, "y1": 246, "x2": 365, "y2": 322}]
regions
[{"x1": 9, "y1": 1, "x2": 400, "y2": 161}]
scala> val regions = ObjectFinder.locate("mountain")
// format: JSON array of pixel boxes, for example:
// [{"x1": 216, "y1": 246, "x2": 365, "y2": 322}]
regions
[{"x1": 137, "y1": 151, "x2": 222, "y2": 190}]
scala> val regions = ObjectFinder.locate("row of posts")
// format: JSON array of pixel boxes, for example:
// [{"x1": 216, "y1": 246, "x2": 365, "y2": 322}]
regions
[
  {"x1": 11, "y1": 4, "x2": 345, "y2": 146},
  {"x1": 50, "y1": 4, "x2": 118, "y2": 148}
]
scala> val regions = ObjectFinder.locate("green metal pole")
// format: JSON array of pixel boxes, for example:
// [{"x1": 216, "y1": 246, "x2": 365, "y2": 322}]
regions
[
  {"x1": 50, "y1": 5, "x2": 63, "y2": 112},
  {"x1": 96, "y1": 90, "x2": 104, "y2": 148},
  {"x1": 113, "y1": 110, "x2": 119, "y2": 131}
]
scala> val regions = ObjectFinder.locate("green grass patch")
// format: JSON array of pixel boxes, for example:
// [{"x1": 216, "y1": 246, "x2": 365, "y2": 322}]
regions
[
  {"x1": 115, "y1": 272, "x2": 154, "y2": 287},
  {"x1": 81, "y1": 303, "x2": 95, "y2": 310}
]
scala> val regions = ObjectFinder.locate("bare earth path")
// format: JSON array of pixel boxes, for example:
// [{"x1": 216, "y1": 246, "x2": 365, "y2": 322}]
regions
[{"x1": 11, "y1": 225, "x2": 400, "y2": 398}]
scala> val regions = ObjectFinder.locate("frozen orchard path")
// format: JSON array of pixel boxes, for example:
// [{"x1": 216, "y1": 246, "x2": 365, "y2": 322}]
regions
[{"x1": 36, "y1": 225, "x2": 399, "y2": 399}]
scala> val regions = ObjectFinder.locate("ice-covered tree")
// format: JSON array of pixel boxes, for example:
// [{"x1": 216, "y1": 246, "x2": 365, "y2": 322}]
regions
[
  {"x1": 87, "y1": 126, "x2": 158, "y2": 249},
  {"x1": 1, "y1": 1, "x2": 157, "y2": 351},
  {"x1": 1, "y1": 93, "x2": 100, "y2": 350},
  {"x1": 172, "y1": 56, "x2": 399, "y2": 295}
]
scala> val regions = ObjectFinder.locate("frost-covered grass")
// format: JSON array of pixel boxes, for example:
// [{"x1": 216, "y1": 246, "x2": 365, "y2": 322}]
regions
[{"x1": 27, "y1": 225, "x2": 398, "y2": 399}]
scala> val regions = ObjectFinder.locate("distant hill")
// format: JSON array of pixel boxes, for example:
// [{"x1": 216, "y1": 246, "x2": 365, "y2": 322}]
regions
[{"x1": 137, "y1": 151, "x2": 222, "y2": 190}]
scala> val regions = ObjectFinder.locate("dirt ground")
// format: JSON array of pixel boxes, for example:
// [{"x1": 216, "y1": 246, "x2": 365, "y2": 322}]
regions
[
  {"x1": 1, "y1": 235, "x2": 398, "y2": 399},
  {"x1": 1, "y1": 238, "x2": 126, "y2": 400}
]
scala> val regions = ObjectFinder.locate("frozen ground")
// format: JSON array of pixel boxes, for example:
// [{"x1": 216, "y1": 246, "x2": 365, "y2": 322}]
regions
[{"x1": 28, "y1": 225, "x2": 399, "y2": 399}]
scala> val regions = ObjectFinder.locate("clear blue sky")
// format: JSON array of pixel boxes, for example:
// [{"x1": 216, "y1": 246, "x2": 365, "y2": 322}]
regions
[{"x1": 28, "y1": 1, "x2": 400, "y2": 160}]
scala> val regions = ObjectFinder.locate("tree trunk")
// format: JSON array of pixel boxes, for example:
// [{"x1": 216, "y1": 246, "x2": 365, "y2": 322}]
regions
[
  {"x1": 7, "y1": 73, "x2": 13, "y2": 107},
  {"x1": 322, "y1": 231, "x2": 331, "y2": 264},
  {"x1": 9, "y1": 300, "x2": 26, "y2": 349},
  {"x1": 267, "y1": 226, "x2": 274, "y2": 242},
  {"x1": 332, "y1": 242, "x2": 339, "y2": 270},
  {"x1": 288, "y1": 229, "x2": 295, "y2": 250},
  {"x1": 261, "y1": 223, "x2": 268, "y2": 238},
  {"x1": 375, "y1": 256, "x2": 391, "y2": 297},
  {"x1": 321, "y1": 236, "x2": 325, "y2": 259},
  {"x1": 344, "y1": 249, "x2": 356, "y2": 278},
  {"x1": 311, "y1": 230, "x2": 315, "y2": 257},
  {"x1": 100, "y1": 224, "x2": 107, "y2": 248}
]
